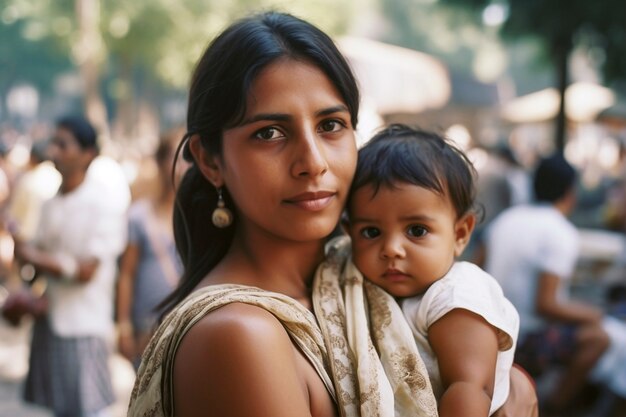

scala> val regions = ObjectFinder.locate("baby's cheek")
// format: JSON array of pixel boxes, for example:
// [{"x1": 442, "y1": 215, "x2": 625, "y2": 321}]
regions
[
  {"x1": 351, "y1": 251, "x2": 362, "y2": 269},
  {"x1": 353, "y1": 251, "x2": 372, "y2": 277}
]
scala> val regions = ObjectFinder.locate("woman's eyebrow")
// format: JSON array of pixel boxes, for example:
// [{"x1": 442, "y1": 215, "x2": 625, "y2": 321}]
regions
[
  {"x1": 316, "y1": 105, "x2": 349, "y2": 117},
  {"x1": 240, "y1": 113, "x2": 291, "y2": 125},
  {"x1": 240, "y1": 105, "x2": 349, "y2": 126}
]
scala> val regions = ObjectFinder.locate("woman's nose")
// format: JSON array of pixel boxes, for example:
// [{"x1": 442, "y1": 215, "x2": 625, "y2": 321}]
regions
[{"x1": 291, "y1": 129, "x2": 329, "y2": 178}]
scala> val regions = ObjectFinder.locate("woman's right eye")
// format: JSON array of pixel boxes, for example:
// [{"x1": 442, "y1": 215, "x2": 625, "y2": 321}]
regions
[
  {"x1": 360, "y1": 227, "x2": 380, "y2": 239},
  {"x1": 253, "y1": 127, "x2": 285, "y2": 141}
]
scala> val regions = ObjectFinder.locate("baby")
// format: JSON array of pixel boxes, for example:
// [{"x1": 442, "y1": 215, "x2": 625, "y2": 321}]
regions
[{"x1": 346, "y1": 124, "x2": 519, "y2": 417}]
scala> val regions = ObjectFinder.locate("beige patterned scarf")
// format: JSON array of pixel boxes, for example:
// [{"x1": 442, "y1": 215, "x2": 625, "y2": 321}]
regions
[{"x1": 128, "y1": 237, "x2": 437, "y2": 417}]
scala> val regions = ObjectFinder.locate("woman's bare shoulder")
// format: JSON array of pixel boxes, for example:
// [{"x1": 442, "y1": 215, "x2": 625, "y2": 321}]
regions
[
  {"x1": 173, "y1": 302, "x2": 311, "y2": 416},
  {"x1": 182, "y1": 302, "x2": 287, "y2": 342}
]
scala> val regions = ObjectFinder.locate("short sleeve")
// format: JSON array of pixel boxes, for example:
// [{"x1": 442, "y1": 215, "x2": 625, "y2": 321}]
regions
[
  {"x1": 413, "y1": 262, "x2": 519, "y2": 351},
  {"x1": 536, "y1": 220, "x2": 579, "y2": 279}
]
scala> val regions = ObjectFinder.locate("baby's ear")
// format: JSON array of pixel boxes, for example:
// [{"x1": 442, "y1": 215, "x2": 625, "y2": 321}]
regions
[{"x1": 453, "y1": 212, "x2": 476, "y2": 257}]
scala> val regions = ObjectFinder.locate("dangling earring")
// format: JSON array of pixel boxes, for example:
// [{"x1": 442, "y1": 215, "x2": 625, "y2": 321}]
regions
[{"x1": 212, "y1": 187, "x2": 233, "y2": 228}]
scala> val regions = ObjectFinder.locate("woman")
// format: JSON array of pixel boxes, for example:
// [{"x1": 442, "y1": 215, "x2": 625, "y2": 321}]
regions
[
  {"x1": 129, "y1": 11, "x2": 536, "y2": 417},
  {"x1": 116, "y1": 133, "x2": 184, "y2": 369}
]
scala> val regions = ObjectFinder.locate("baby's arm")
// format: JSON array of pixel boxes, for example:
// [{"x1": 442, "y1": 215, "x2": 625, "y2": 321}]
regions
[{"x1": 429, "y1": 308, "x2": 499, "y2": 417}]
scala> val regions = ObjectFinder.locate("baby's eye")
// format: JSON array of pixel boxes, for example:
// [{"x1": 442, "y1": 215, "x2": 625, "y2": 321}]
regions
[
  {"x1": 253, "y1": 127, "x2": 285, "y2": 141},
  {"x1": 407, "y1": 225, "x2": 427, "y2": 238},
  {"x1": 360, "y1": 227, "x2": 380, "y2": 239},
  {"x1": 318, "y1": 120, "x2": 344, "y2": 133}
]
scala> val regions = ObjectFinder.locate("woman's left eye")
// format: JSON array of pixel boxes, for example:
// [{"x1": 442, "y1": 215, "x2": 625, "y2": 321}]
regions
[
  {"x1": 407, "y1": 225, "x2": 427, "y2": 238},
  {"x1": 318, "y1": 120, "x2": 344, "y2": 133},
  {"x1": 253, "y1": 127, "x2": 285, "y2": 141}
]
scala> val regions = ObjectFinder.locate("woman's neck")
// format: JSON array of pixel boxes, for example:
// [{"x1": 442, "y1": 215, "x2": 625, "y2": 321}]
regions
[{"x1": 206, "y1": 226, "x2": 326, "y2": 307}]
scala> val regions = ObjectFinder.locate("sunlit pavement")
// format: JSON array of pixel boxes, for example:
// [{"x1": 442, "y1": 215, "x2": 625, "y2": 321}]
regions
[{"x1": 0, "y1": 318, "x2": 136, "y2": 417}]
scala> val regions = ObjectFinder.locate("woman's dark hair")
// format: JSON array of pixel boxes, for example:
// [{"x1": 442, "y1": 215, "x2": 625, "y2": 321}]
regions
[
  {"x1": 348, "y1": 124, "x2": 477, "y2": 219},
  {"x1": 160, "y1": 11, "x2": 360, "y2": 314}
]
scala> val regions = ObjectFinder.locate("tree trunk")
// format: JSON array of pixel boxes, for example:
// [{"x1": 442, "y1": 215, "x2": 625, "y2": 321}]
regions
[
  {"x1": 553, "y1": 40, "x2": 572, "y2": 153},
  {"x1": 75, "y1": 0, "x2": 109, "y2": 142},
  {"x1": 112, "y1": 53, "x2": 135, "y2": 146}
]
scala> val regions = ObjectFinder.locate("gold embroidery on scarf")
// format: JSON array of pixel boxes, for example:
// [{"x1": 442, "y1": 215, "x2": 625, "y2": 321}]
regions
[
  {"x1": 364, "y1": 282, "x2": 393, "y2": 341},
  {"x1": 391, "y1": 348, "x2": 429, "y2": 391}
]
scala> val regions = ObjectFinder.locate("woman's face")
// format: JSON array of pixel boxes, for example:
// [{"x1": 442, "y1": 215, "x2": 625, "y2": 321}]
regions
[{"x1": 209, "y1": 59, "x2": 357, "y2": 243}]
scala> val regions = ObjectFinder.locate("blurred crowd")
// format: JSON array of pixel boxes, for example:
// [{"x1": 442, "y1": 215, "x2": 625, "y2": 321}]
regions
[
  {"x1": 0, "y1": 117, "x2": 184, "y2": 417},
  {"x1": 466, "y1": 139, "x2": 626, "y2": 417}
]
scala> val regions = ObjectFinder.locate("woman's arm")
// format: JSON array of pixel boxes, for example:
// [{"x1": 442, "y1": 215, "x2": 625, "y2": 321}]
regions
[
  {"x1": 173, "y1": 303, "x2": 315, "y2": 417},
  {"x1": 492, "y1": 366, "x2": 538, "y2": 417},
  {"x1": 115, "y1": 242, "x2": 140, "y2": 360},
  {"x1": 429, "y1": 308, "x2": 499, "y2": 417}
]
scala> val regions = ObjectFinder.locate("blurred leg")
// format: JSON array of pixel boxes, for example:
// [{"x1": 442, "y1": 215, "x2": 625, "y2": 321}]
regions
[{"x1": 548, "y1": 323, "x2": 609, "y2": 410}]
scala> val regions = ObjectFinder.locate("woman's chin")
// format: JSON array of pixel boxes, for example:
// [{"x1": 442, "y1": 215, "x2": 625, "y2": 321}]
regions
[{"x1": 288, "y1": 220, "x2": 338, "y2": 243}]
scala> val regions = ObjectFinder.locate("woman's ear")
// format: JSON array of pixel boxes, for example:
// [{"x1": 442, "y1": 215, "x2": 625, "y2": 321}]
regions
[
  {"x1": 189, "y1": 134, "x2": 223, "y2": 187},
  {"x1": 453, "y1": 212, "x2": 476, "y2": 257}
]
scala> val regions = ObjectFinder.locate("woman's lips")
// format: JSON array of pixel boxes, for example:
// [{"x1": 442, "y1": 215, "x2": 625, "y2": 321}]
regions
[{"x1": 284, "y1": 191, "x2": 336, "y2": 211}]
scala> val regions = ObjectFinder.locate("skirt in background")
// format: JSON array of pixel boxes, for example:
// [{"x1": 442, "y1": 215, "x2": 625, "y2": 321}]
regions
[{"x1": 23, "y1": 317, "x2": 115, "y2": 417}]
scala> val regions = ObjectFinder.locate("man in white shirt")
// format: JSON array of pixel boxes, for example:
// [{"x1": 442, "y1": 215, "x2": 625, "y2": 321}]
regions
[
  {"x1": 484, "y1": 153, "x2": 609, "y2": 414},
  {"x1": 12, "y1": 115, "x2": 129, "y2": 417}
]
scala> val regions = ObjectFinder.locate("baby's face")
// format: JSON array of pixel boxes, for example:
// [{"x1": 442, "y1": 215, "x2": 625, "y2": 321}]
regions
[{"x1": 348, "y1": 182, "x2": 470, "y2": 297}]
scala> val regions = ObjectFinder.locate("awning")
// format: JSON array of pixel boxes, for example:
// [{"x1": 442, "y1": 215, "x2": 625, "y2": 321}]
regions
[
  {"x1": 337, "y1": 37, "x2": 451, "y2": 115},
  {"x1": 501, "y1": 82, "x2": 615, "y2": 124}
]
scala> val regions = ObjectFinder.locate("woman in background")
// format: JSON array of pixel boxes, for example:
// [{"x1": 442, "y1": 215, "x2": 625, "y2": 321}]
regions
[{"x1": 116, "y1": 132, "x2": 184, "y2": 368}]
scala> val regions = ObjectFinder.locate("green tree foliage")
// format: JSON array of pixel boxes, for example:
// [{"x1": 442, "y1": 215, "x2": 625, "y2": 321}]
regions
[
  {"x1": 1, "y1": 0, "x2": 358, "y2": 137},
  {"x1": 0, "y1": 18, "x2": 72, "y2": 94},
  {"x1": 100, "y1": 0, "x2": 357, "y2": 88},
  {"x1": 379, "y1": 0, "x2": 498, "y2": 75},
  {"x1": 438, "y1": 0, "x2": 626, "y2": 151}
]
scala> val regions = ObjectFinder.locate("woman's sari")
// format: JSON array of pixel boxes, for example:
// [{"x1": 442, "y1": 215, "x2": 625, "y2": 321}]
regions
[{"x1": 128, "y1": 237, "x2": 437, "y2": 417}]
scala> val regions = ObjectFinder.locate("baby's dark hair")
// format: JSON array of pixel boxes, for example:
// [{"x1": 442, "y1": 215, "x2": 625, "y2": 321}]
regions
[{"x1": 348, "y1": 124, "x2": 478, "y2": 219}]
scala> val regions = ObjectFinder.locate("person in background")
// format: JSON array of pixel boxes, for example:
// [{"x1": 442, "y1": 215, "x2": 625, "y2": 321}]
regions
[
  {"x1": 0, "y1": 142, "x2": 13, "y2": 211},
  {"x1": 605, "y1": 138, "x2": 626, "y2": 233},
  {"x1": 346, "y1": 125, "x2": 522, "y2": 417},
  {"x1": 484, "y1": 153, "x2": 610, "y2": 415},
  {"x1": 468, "y1": 144, "x2": 531, "y2": 267},
  {"x1": 7, "y1": 141, "x2": 61, "y2": 241},
  {"x1": 116, "y1": 131, "x2": 184, "y2": 369},
  {"x1": 12, "y1": 115, "x2": 129, "y2": 417},
  {"x1": 0, "y1": 141, "x2": 60, "y2": 324}
]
